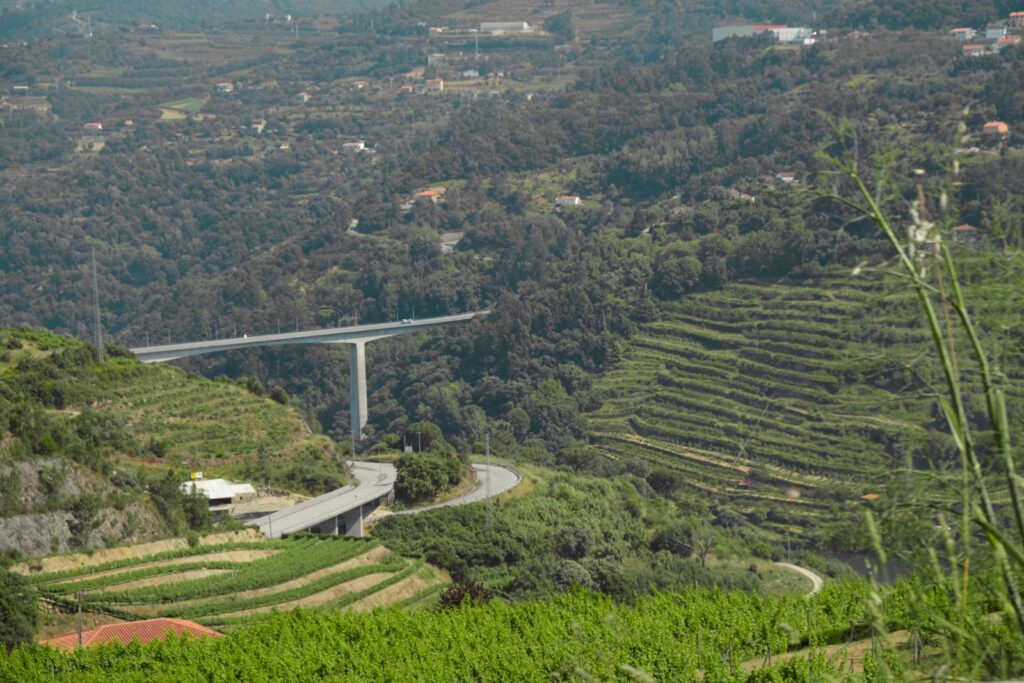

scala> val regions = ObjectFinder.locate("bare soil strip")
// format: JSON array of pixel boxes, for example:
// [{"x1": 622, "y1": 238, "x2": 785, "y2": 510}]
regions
[
  {"x1": 214, "y1": 572, "x2": 395, "y2": 619},
  {"x1": 93, "y1": 568, "x2": 232, "y2": 593},
  {"x1": 15, "y1": 529, "x2": 263, "y2": 575},
  {"x1": 346, "y1": 566, "x2": 446, "y2": 612},
  {"x1": 741, "y1": 630, "x2": 912, "y2": 674},
  {"x1": 55, "y1": 549, "x2": 278, "y2": 584}
]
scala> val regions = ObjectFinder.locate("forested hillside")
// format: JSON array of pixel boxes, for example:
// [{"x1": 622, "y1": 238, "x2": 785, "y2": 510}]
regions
[{"x1": 0, "y1": 326, "x2": 348, "y2": 556}]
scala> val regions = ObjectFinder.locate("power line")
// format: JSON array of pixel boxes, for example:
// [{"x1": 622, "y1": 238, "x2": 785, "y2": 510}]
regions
[{"x1": 91, "y1": 247, "x2": 103, "y2": 362}]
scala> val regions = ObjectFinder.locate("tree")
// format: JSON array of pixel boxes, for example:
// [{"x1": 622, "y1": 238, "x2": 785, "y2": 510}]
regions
[{"x1": 0, "y1": 568, "x2": 38, "y2": 652}]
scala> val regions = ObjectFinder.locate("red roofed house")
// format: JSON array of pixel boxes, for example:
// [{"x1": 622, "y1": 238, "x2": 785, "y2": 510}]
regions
[
  {"x1": 83, "y1": 122, "x2": 102, "y2": 131},
  {"x1": 950, "y1": 27, "x2": 975, "y2": 41},
  {"x1": 952, "y1": 224, "x2": 980, "y2": 246},
  {"x1": 426, "y1": 78, "x2": 444, "y2": 92},
  {"x1": 962, "y1": 43, "x2": 987, "y2": 57},
  {"x1": 417, "y1": 189, "x2": 441, "y2": 203},
  {"x1": 983, "y1": 121, "x2": 1009, "y2": 136},
  {"x1": 40, "y1": 618, "x2": 222, "y2": 652},
  {"x1": 1011, "y1": 11, "x2": 1024, "y2": 28},
  {"x1": 995, "y1": 35, "x2": 1022, "y2": 52}
]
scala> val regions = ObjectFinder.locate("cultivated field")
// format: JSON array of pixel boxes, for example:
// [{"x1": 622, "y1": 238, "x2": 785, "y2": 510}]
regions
[{"x1": 25, "y1": 534, "x2": 447, "y2": 634}]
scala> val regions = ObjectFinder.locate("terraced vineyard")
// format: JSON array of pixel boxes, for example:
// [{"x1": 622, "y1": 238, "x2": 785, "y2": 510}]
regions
[
  {"x1": 588, "y1": 261, "x2": 1024, "y2": 536},
  {"x1": 91, "y1": 360, "x2": 335, "y2": 467},
  {"x1": 26, "y1": 535, "x2": 447, "y2": 632}
]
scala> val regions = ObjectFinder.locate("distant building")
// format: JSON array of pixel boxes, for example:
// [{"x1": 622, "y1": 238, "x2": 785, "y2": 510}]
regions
[
  {"x1": 354, "y1": 81, "x2": 368, "y2": 89},
  {"x1": 428, "y1": 27, "x2": 443, "y2": 34},
  {"x1": 950, "y1": 27, "x2": 976, "y2": 41},
  {"x1": 1011, "y1": 11, "x2": 1024, "y2": 28},
  {"x1": 860, "y1": 493, "x2": 880, "y2": 502},
  {"x1": 12, "y1": 84, "x2": 28, "y2": 95},
  {"x1": 426, "y1": 78, "x2": 444, "y2": 92},
  {"x1": 962, "y1": 43, "x2": 987, "y2": 57},
  {"x1": 123, "y1": 119, "x2": 134, "y2": 127},
  {"x1": 250, "y1": 119, "x2": 266, "y2": 134},
  {"x1": 417, "y1": 189, "x2": 441, "y2": 203},
  {"x1": 480, "y1": 21, "x2": 529, "y2": 34},
  {"x1": 983, "y1": 120, "x2": 1009, "y2": 136},
  {"x1": 181, "y1": 478, "x2": 256, "y2": 509},
  {"x1": 215, "y1": 82, "x2": 234, "y2": 93},
  {"x1": 995, "y1": 35, "x2": 1021, "y2": 52},
  {"x1": 462, "y1": 68, "x2": 479, "y2": 78},
  {"x1": 775, "y1": 171, "x2": 796, "y2": 184},
  {"x1": 342, "y1": 140, "x2": 366, "y2": 152},
  {"x1": 556, "y1": 195, "x2": 581, "y2": 206},
  {"x1": 83, "y1": 122, "x2": 102, "y2": 131},
  {"x1": 40, "y1": 619, "x2": 222, "y2": 652},
  {"x1": 952, "y1": 224, "x2": 980, "y2": 246},
  {"x1": 986, "y1": 25, "x2": 1008, "y2": 40},
  {"x1": 712, "y1": 24, "x2": 814, "y2": 45},
  {"x1": 297, "y1": 91, "x2": 310, "y2": 103}
]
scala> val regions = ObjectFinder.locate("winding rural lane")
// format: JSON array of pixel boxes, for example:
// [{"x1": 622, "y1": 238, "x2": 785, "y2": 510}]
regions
[{"x1": 773, "y1": 562, "x2": 824, "y2": 596}]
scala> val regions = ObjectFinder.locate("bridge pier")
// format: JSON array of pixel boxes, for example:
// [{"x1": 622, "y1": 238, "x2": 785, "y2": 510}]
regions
[{"x1": 349, "y1": 341, "x2": 368, "y2": 441}]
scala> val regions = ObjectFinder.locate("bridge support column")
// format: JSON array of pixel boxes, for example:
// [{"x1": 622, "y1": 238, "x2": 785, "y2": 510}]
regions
[{"x1": 349, "y1": 341, "x2": 368, "y2": 441}]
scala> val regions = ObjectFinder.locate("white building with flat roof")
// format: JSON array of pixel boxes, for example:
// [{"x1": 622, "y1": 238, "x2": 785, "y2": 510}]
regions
[
  {"x1": 181, "y1": 478, "x2": 257, "y2": 509},
  {"x1": 481, "y1": 21, "x2": 529, "y2": 33}
]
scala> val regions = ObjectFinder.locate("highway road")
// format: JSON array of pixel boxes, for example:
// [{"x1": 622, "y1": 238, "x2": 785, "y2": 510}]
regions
[
  {"x1": 251, "y1": 461, "x2": 396, "y2": 539},
  {"x1": 250, "y1": 460, "x2": 521, "y2": 537},
  {"x1": 368, "y1": 463, "x2": 522, "y2": 521},
  {"x1": 130, "y1": 311, "x2": 489, "y2": 363}
]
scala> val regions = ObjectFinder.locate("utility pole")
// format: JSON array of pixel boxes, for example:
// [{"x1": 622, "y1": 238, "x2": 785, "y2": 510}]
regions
[
  {"x1": 91, "y1": 248, "x2": 103, "y2": 362},
  {"x1": 77, "y1": 591, "x2": 87, "y2": 648},
  {"x1": 485, "y1": 433, "x2": 493, "y2": 529}
]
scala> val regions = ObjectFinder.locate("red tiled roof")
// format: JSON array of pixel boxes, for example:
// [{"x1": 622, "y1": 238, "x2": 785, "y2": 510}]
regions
[
  {"x1": 860, "y1": 493, "x2": 880, "y2": 501},
  {"x1": 962, "y1": 44, "x2": 986, "y2": 49},
  {"x1": 417, "y1": 189, "x2": 440, "y2": 196},
  {"x1": 40, "y1": 618, "x2": 222, "y2": 652},
  {"x1": 954, "y1": 224, "x2": 978, "y2": 231}
]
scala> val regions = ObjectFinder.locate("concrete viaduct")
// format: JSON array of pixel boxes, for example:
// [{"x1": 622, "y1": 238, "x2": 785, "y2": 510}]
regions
[{"x1": 130, "y1": 311, "x2": 490, "y2": 440}]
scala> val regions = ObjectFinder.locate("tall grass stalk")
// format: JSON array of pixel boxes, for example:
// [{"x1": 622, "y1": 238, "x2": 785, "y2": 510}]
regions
[{"x1": 821, "y1": 121, "x2": 1024, "y2": 674}]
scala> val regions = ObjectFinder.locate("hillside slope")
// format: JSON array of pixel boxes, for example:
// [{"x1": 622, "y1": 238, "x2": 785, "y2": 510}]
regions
[
  {"x1": 587, "y1": 258, "x2": 1024, "y2": 547},
  {"x1": 0, "y1": 327, "x2": 349, "y2": 557}
]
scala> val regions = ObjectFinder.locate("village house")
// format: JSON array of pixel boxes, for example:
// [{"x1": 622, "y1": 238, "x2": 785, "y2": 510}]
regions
[
  {"x1": 986, "y1": 24, "x2": 1008, "y2": 40},
  {"x1": 297, "y1": 91, "x2": 310, "y2": 103},
  {"x1": 774, "y1": 171, "x2": 796, "y2": 184},
  {"x1": 962, "y1": 44, "x2": 987, "y2": 57},
  {"x1": 556, "y1": 195, "x2": 581, "y2": 206},
  {"x1": 215, "y1": 82, "x2": 234, "y2": 93},
  {"x1": 342, "y1": 140, "x2": 366, "y2": 152},
  {"x1": 1012, "y1": 11, "x2": 1024, "y2": 28},
  {"x1": 952, "y1": 224, "x2": 981, "y2": 246},
  {"x1": 417, "y1": 189, "x2": 441, "y2": 203},
  {"x1": 83, "y1": 122, "x2": 103, "y2": 131},
  {"x1": 995, "y1": 35, "x2": 1021, "y2": 52},
  {"x1": 250, "y1": 118, "x2": 266, "y2": 134},
  {"x1": 426, "y1": 78, "x2": 444, "y2": 92},
  {"x1": 983, "y1": 120, "x2": 1009, "y2": 136},
  {"x1": 949, "y1": 27, "x2": 976, "y2": 41},
  {"x1": 480, "y1": 21, "x2": 529, "y2": 34}
]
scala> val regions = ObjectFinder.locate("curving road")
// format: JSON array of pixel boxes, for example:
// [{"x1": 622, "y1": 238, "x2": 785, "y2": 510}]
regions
[
  {"x1": 250, "y1": 461, "x2": 521, "y2": 536},
  {"x1": 366, "y1": 463, "x2": 521, "y2": 522},
  {"x1": 250, "y1": 461, "x2": 396, "y2": 538},
  {"x1": 773, "y1": 562, "x2": 824, "y2": 596}
]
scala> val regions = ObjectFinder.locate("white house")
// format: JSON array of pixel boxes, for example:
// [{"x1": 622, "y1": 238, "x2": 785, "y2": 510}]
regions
[
  {"x1": 480, "y1": 21, "x2": 529, "y2": 34},
  {"x1": 556, "y1": 195, "x2": 581, "y2": 206},
  {"x1": 181, "y1": 478, "x2": 257, "y2": 509}
]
